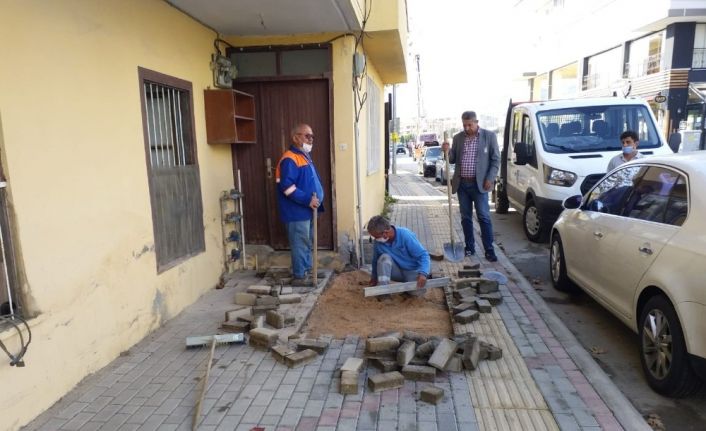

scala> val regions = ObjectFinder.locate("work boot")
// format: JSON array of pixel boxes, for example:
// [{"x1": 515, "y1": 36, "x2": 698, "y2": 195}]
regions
[{"x1": 291, "y1": 277, "x2": 314, "y2": 287}]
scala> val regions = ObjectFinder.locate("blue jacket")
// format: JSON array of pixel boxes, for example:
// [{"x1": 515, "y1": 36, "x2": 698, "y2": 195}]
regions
[
  {"x1": 371, "y1": 226, "x2": 431, "y2": 279},
  {"x1": 276, "y1": 145, "x2": 324, "y2": 223}
]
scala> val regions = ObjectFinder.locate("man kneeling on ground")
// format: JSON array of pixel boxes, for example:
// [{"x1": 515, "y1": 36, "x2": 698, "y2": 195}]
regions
[{"x1": 367, "y1": 215, "x2": 431, "y2": 296}]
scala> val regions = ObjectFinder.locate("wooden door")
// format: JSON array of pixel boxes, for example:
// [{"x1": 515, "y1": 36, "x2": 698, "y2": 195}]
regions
[{"x1": 233, "y1": 79, "x2": 334, "y2": 250}]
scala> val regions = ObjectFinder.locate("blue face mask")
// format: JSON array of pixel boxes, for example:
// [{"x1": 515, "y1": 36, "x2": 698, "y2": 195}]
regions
[{"x1": 622, "y1": 146, "x2": 635, "y2": 155}]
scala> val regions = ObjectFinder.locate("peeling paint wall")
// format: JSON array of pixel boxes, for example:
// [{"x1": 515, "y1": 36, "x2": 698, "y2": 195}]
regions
[{"x1": 0, "y1": 1, "x2": 231, "y2": 429}]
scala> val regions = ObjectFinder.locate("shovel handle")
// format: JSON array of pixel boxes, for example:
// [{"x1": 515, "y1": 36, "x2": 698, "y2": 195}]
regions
[
  {"x1": 445, "y1": 153, "x2": 455, "y2": 245},
  {"x1": 312, "y1": 193, "x2": 318, "y2": 287}
]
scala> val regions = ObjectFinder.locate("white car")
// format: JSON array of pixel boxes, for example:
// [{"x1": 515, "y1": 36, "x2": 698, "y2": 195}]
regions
[
  {"x1": 549, "y1": 152, "x2": 706, "y2": 397},
  {"x1": 435, "y1": 157, "x2": 454, "y2": 185}
]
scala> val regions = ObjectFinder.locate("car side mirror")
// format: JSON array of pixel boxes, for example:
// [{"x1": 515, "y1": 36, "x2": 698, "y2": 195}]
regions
[
  {"x1": 668, "y1": 133, "x2": 681, "y2": 153},
  {"x1": 562, "y1": 195, "x2": 582, "y2": 210},
  {"x1": 514, "y1": 142, "x2": 528, "y2": 165}
]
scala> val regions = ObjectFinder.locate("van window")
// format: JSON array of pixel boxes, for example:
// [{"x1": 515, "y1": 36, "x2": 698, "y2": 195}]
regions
[
  {"x1": 537, "y1": 104, "x2": 661, "y2": 154},
  {"x1": 511, "y1": 112, "x2": 522, "y2": 162},
  {"x1": 522, "y1": 114, "x2": 538, "y2": 168}
]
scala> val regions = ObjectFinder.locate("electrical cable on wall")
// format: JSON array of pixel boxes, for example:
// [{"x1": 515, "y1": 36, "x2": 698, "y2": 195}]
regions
[{"x1": 0, "y1": 314, "x2": 31, "y2": 367}]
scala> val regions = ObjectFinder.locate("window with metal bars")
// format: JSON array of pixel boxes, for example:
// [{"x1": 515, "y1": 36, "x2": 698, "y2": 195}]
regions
[
  {"x1": 143, "y1": 82, "x2": 194, "y2": 168},
  {"x1": 0, "y1": 182, "x2": 20, "y2": 318},
  {"x1": 138, "y1": 68, "x2": 205, "y2": 272}
]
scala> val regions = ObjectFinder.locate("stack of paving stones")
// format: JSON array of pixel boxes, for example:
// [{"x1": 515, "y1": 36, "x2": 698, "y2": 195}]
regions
[
  {"x1": 224, "y1": 283, "x2": 303, "y2": 334},
  {"x1": 329, "y1": 330, "x2": 503, "y2": 405},
  {"x1": 446, "y1": 263, "x2": 504, "y2": 325}
]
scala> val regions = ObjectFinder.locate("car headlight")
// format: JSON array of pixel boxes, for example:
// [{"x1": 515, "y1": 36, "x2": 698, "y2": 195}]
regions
[{"x1": 543, "y1": 164, "x2": 577, "y2": 187}]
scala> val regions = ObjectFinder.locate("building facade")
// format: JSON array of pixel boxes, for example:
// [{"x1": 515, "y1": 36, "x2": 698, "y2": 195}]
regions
[{"x1": 516, "y1": 0, "x2": 706, "y2": 148}]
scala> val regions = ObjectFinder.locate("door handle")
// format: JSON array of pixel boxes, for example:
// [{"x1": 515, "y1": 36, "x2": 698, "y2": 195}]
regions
[
  {"x1": 639, "y1": 246, "x2": 653, "y2": 255},
  {"x1": 593, "y1": 231, "x2": 603, "y2": 239},
  {"x1": 266, "y1": 158, "x2": 272, "y2": 179}
]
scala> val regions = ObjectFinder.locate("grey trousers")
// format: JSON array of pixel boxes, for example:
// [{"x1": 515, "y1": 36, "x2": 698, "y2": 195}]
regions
[{"x1": 376, "y1": 253, "x2": 427, "y2": 297}]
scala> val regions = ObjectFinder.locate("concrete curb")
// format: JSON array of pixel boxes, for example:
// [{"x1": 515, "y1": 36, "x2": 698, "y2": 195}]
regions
[{"x1": 493, "y1": 248, "x2": 651, "y2": 431}]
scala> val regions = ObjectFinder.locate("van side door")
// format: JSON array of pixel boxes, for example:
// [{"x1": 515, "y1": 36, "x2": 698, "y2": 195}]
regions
[{"x1": 507, "y1": 109, "x2": 538, "y2": 209}]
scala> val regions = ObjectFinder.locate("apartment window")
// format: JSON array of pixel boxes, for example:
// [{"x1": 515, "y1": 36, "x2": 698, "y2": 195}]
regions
[
  {"x1": 626, "y1": 32, "x2": 664, "y2": 78},
  {"x1": 138, "y1": 67, "x2": 205, "y2": 272},
  {"x1": 693, "y1": 24, "x2": 706, "y2": 68},
  {"x1": 584, "y1": 47, "x2": 622, "y2": 90},
  {"x1": 366, "y1": 76, "x2": 381, "y2": 175}
]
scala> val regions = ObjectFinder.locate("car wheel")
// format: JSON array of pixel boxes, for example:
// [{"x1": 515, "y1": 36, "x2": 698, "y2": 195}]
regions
[
  {"x1": 549, "y1": 233, "x2": 575, "y2": 292},
  {"x1": 638, "y1": 295, "x2": 703, "y2": 397},
  {"x1": 523, "y1": 199, "x2": 548, "y2": 242},
  {"x1": 495, "y1": 185, "x2": 509, "y2": 214}
]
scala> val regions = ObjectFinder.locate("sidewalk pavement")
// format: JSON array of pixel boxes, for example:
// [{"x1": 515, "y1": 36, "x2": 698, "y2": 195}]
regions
[{"x1": 21, "y1": 172, "x2": 650, "y2": 431}]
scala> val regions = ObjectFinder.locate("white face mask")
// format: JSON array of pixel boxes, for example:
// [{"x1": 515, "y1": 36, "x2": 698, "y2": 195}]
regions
[
  {"x1": 374, "y1": 237, "x2": 388, "y2": 243},
  {"x1": 303, "y1": 143, "x2": 313, "y2": 153}
]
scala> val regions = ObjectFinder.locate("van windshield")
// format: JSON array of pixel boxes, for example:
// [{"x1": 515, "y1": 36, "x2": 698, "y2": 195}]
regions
[{"x1": 537, "y1": 104, "x2": 662, "y2": 154}]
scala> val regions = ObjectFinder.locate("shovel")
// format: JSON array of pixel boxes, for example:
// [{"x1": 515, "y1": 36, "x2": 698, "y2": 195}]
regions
[{"x1": 443, "y1": 153, "x2": 464, "y2": 262}]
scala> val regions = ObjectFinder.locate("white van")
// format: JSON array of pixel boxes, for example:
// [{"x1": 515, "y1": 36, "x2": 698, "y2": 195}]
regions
[{"x1": 494, "y1": 97, "x2": 673, "y2": 242}]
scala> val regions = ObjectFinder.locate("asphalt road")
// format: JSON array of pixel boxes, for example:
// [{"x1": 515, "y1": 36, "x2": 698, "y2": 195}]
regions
[{"x1": 391, "y1": 153, "x2": 706, "y2": 431}]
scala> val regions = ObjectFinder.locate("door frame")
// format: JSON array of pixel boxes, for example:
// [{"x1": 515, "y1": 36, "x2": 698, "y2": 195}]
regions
[{"x1": 232, "y1": 74, "x2": 337, "y2": 251}]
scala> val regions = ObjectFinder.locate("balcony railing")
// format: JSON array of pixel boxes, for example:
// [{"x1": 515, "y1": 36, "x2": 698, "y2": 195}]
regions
[
  {"x1": 693, "y1": 48, "x2": 706, "y2": 69},
  {"x1": 625, "y1": 53, "x2": 661, "y2": 78}
]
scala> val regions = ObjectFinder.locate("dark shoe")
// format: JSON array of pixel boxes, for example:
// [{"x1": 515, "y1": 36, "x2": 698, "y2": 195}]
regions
[
  {"x1": 465, "y1": 249, "x2": 475, "y2": 257},
  {"x1": 485, "y1": 252, "x2": 498, "y2": 262},
  {"x1": 307, "y1": 271, "x2": 327, "y2": 279},
  {"x1": 291, "y1": 277, "x2": 314, "y2": 287}
]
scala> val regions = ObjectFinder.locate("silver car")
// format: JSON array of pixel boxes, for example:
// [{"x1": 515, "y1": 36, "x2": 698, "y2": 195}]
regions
[{"x1": 550, "y1": 152, "x2": 706, "y2": 397}]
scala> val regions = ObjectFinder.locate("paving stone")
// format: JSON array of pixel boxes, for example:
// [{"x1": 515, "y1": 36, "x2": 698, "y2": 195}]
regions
[
  {"x1": 451, "y1": 302, "x2": 474, "y2": 314},
  {"x1": 402, "y1": 330, "x2": 428, "y2": 345},
  {"x1": 454, "y1": 278, "x2": 479, "y2": 289},
  {"x1": 280, "y1": 286, "x2": 294, "y2": 295},
  {"x1": 459, "y1": 295, "x2": 480, "y2": 305},
  {"x1": 251, "y1": 314, "x2": 265, "y2": 329},
  {"x1": 486, "y1": 344, "x2": 503, "y2": 360},
  {"x1": 428, "y1": 339, "x2": 457, "y2": 371},
  {"x1": 251, "y1": 304, "x2": 278, "y2": 316},
  {"x1": 246, "y1": 285, "x2": 272, "y2": 295},
  {"x1": 340, "y1": 357, "x2": 364, "y2": 373},
  {"x1": 271, "y1": 344, "x2": 297, "y2": 364},
  {"x1": 477, "y1": 279, "x2": 499, "y2": 294},
  {"x1": 397, "y1": 341, "x2": 415, "y2": 367},
  {"x1": 364, "y1": 350, "x2": 397, "y2": 361},
  {"x1": 463, "y1": 263, "x2": 481, "y2": 270},
  {"x1": 256, "y1": 296, "x2": 280, "y2": 306},
  {"x1": 296, "y1": 339, "x2": 329, "y2": 355},
  {"x1": 475, "y1": 299, "x2": 492, "y2": 313},
  {"x1": 248, "y1": 328, "x2": 278, "y2": 349},
  {"x1": 224, "y1": 308, "x2": 248, "y2": 322},
  {"x1": 284, "y1": 349, "x2": 318, "y2": 368},
  {"x1": 278, "y1": 294, "x2": 302, "y2": 304},
  {"x1": 234, "y1": 292, "x2": 257, "y2": 306},
  {"x1": 370, "y1": 359, "x2": 399, "y2": 373},
  {"x1": 453, "y1": 287, "x2": 476, "y2": 300},
  {"x1": 444, "y1": 354, "x2": 463, "y2": 372},
  {"x1": 221, "y1": 320, "x2": 250, "y2": 333},
  {"x1": 235, "y1": 314, "x2": 256, "y2": 323},
  {"x1": 367, "y1": 371, "x2": 404, "y2": 392},
  {"x1": 409, "y1": 356, "x2": 429, "y2": 366},
  {"x1": 365, "y1": 336, "x2": 400, "y2": 353},
  {"x1": 265, "y1": 310, "x2": 293, "y2": 329},
  {"x1": 454, "y1": 309, "x2": 480, "y2": 323},
  {"x1": 340, "y1": 371, "x2": 359, "y2": 395},
  {"x1": 458, "y1": 269, "x2": 481, "y2": 278},
  {"x1": 415, "y1": 339, "x2": 439, "y2": 358},
  {"x1": 462, "y1": 340, "x2": 481, "y2": 370},
  {"x1": 478, "y1": 292, "x2": 503, "y2": 305},
  {"x1": 400, "y1": 365, "x2": 436, "y2": 382},
  {"x1": 420, "y1": 386, "x2": 445, "y2": 404}
]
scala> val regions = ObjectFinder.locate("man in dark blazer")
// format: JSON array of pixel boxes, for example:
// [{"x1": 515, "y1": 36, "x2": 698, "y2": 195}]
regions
[{"x1": 442, "y1": 111, "x2": 500, "y2": 262}]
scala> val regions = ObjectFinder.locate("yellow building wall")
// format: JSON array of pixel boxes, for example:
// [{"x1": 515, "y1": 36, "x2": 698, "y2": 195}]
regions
[{"x1": 0, "y1": 1, "x2": 231, "y2": 429}]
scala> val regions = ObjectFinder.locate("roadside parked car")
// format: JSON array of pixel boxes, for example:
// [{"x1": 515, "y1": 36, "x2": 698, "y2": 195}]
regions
[
  {"x1": 395, "y1": 144, "x2": 408, "y2": 155},
  {"x1": 418, "y1": 146, "x2": 442, "y2": 177},
  {"x1": 435, "y1": 156, "x2": 454, "y2": 185},
  {"x1": 549, "y1": 152, "x2": 706, "y2": 397}
]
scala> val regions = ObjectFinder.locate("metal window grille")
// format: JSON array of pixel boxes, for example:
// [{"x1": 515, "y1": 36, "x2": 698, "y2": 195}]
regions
[
  {"x1": 143, "y1": 82, "x2": 193, "y2": 168},
  {"x1": 693, "y1": 48, "x2": 706, "y2": 69}
]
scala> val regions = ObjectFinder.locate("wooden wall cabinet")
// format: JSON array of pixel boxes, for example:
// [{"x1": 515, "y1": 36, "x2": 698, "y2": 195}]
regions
[{"x1": 204, "y1": 89, "x2": 256, "y2": 144}]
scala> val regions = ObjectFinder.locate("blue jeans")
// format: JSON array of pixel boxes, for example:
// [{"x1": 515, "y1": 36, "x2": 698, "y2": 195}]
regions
[
  {"x1": 376, "y1": 254, "x2": 426, "y2": 297},
  {"x1": 286, "y1": 219, "x2": 313, "y2": 279},
  {"x1": 457, "y1": 181, "x2": 495, "y2": 254}
]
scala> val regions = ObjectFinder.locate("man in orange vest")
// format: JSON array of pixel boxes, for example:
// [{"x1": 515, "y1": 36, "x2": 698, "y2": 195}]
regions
[{"x1": 275, "y1": 123, "x2": 325, "y2": 286}]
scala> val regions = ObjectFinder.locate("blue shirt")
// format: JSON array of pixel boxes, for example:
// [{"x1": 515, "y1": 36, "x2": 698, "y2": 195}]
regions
[{"x1": 371, "y1": 226, "x2": 431, "y2": 279}]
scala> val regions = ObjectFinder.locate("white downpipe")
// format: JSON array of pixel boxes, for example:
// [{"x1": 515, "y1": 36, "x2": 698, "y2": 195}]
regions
[{"x1": 354, "y1": 119, "x2": 365, "y2": 267}]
